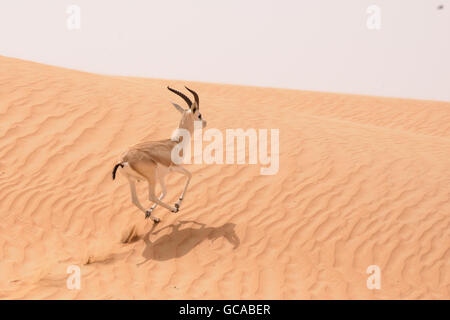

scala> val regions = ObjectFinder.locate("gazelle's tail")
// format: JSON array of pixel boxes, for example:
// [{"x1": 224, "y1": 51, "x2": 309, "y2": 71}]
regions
[{"x1": 112, "y1": 163, "x2": 124, "y2": 180}]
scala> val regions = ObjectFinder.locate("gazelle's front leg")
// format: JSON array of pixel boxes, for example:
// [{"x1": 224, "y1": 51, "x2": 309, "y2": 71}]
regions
[
  {"x1": 147, "y1": 180, "x2": 179, "y2": 214},
  {"x1": 171, "y1": 166, "x2": 192, "y2": 210}
]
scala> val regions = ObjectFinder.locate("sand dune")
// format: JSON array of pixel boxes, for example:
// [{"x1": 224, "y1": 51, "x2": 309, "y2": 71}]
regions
[{"x1": 0, "y1": 56, "x2": 449, "y2": 299}]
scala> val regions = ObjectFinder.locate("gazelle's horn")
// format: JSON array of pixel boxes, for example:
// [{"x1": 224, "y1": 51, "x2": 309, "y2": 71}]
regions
[
  {"x1": 185, "y1": 86, "x2": 199, "y2": 107},
  {"x1": 167, "y1": 86, "x2": 192, "y2": 108}
]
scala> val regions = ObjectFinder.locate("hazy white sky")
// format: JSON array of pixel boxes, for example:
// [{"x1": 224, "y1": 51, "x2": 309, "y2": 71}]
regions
[{"x1": 0, "y1": 0, "x2": 449, "y2": 101}]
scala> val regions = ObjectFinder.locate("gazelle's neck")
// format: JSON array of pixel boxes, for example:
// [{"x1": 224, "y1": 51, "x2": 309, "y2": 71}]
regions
[
  {"x1": 171, "y1": 127, "x2": 186, "y2": 142},
  {"x1": 171, "y1": 115, "x2": 194, "y2": 142}
]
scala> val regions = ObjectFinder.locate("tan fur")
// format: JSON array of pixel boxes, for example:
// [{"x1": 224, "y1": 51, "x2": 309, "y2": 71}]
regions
[
  {"x1": 113, "y1": 87, "x2": 206, "y2": 222},
  {"x1": 125, "y1": 139, "x2": 179, "y2": 168}
]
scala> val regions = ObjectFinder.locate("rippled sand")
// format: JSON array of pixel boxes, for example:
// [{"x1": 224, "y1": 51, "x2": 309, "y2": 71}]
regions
[{"x1": 0, "y1": 56, "x2": 449, "y2": 299}]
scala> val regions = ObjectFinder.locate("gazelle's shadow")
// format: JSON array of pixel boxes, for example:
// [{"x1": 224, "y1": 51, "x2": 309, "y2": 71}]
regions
[{"x1": 138, "y1": 221, "x2": 239, "y2": 264}]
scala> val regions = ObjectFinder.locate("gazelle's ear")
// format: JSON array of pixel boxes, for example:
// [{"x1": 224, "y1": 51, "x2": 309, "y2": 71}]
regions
[
  {"x1": 171, "y1": 102, "x2": 185, "y2": 114},
  {"x1": 192, "y1": 101, "x2": 198, "y2": 113}
]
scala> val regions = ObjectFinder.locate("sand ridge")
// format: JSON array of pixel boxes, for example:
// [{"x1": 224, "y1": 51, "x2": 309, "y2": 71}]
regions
[{"x1": 0, "y1": 56, "x2": 449, "y2": 299}]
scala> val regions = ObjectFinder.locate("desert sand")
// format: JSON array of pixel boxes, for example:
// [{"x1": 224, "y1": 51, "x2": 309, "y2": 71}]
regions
[{"x1": 0, "y1": 55, "x2": 449, "y2": 299}]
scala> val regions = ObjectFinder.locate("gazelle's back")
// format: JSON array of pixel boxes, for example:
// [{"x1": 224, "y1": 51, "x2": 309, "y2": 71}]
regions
[{"x1": 124, "y1": 139, "x2": 178, "y2": 168}]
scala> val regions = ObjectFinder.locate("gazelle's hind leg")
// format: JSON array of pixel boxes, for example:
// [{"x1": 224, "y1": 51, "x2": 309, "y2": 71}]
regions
[
  {"x1": 128, "y1": 178, "x2": 146, "y2": 214},
  {"x1": 132, "y1": 161, "x2": 179, "y2": 214},
  {"x1": 127, "y1": 177, "x2": 160, "y2": 223},
  {"x1": 145, "y1": 166, "x2": 168, "y2": 220},
  {"x1": 171, "y1": 165, "x2": 192, "y2": 210},
  {"x1": 147, "y1": 180, "x2": 179, "y2": 213}
]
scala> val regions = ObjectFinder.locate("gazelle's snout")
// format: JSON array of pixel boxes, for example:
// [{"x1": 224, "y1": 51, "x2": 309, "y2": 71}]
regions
[{"x1": 193, "y1": 119, "x2": 207, "y2": 130}]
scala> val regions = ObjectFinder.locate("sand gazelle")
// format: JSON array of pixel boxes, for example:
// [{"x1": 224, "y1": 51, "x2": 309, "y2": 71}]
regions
[{"x1": 112, "y1": 86, "x2": 206, "y2": 223}]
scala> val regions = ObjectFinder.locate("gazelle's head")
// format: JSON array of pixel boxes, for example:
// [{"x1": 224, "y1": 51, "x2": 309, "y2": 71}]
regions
[{"x1": 168, "y1": 86, "x2": 206, "y2": 135}]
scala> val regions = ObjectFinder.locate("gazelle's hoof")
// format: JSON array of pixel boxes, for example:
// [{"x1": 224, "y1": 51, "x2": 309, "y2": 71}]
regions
[
  {"x1": 171, "y1": 205, "x2": 179, "y2": 213},
  {"x1": 145, "y1": 210, "x2": 152, "y2": 219},
  {"x1": 153, "y1": 218, "x2": 160, "y2": 224},
  {"x1": 175, "y1": 197, "x2": 183, "y2": 208}
]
